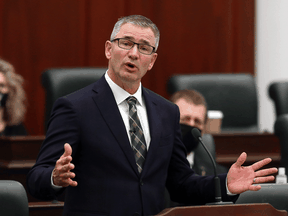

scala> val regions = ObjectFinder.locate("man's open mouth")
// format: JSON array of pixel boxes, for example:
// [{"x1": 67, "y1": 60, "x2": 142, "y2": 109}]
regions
[{"x1": 126, "y1": 63, "x2": 136, "y2": 69}]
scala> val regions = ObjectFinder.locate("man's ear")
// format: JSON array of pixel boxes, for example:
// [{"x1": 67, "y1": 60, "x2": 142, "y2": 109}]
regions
[
  {"x1": 105, "y1": 40, "x2": 112, "y2": 60},
  {"x1": 148, "y1": 53, "x2": 158, "y2": 71}
]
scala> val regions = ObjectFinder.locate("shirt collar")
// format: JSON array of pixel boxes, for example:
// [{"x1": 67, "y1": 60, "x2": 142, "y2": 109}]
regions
[{"x1": 105, "y1": 71, "x2": 143, "y2": 106}]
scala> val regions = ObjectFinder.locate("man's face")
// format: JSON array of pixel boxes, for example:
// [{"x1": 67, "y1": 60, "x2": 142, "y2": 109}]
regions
[
  {"x1": 175, "y1": 98, "x2": 206, "y2": 132},
  {"x1": 105, "y1": 23, "x2": 158, "y2": 87}
]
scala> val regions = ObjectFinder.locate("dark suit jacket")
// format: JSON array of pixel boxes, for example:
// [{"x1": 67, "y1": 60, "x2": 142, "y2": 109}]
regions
[{"x1": 27, "y1": 76, "x2": 236, "y2": 216}]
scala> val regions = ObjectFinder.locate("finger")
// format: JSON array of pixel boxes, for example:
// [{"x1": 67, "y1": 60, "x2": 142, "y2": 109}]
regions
[
  {"x1": 248, "y1": 184, "x2": 262, "y2": 191},
  {"x1": 251, "y1": 158, "x2": 272, "y2": 171},
  {"x1": 254, "y1": 176, "x2": 275, "y2": 184},
  {"x1": 62, "y1": 143, "x2": 73, "y2": 158},
  {"x1": 54, "y1": 172, "x2": 76, "y2": 186},
  {"x1": 56, "y1": 181, "x2": 70, "y2": 187},
  {"x1": 68, "y1": 179, "x2": 78, "y2": 187},
  {"x1": 255, "y1": 167, "x2": 278, "y2": 177},
  {"x1": 56, "y1": 178, "x2": 76, "y2": 187},
  {"x1": 60, "y1": 163, "x2": 75, "y2": 173},
  {"x1": 59, "y1": 173, "x2": 77, "y2": 187},
  {"x1": 59, "y1": 171, "x2": 76, "y2": 179},
  {"x1": 57, "y1": 155, "x2": 73, "y2": 166},
  {"x1": 234, "y1": 152, "x2": 247, "y2": 167}
]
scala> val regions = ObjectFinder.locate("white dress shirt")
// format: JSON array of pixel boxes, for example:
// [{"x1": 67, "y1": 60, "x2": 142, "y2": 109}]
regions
[
  {"x1": 186, "y1": 152, "x2": 194, "y2": 168},
  {"x1": 104, "y1": 72, "x2": 151, "y2": 149}
]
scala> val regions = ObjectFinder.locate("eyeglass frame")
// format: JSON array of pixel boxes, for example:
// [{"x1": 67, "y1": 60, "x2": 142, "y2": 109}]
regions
[{"x1": 111, "y1": 38, "x2": 156, "y2": 55}]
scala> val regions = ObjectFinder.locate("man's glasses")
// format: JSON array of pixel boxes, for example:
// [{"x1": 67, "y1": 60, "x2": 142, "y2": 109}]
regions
[{"x1": 111, "y1": 38, "x2": 155, "y2": 55}]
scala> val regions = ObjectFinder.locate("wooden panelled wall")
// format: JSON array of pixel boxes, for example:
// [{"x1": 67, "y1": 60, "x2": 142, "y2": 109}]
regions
[{"x1": 0, "y1": 0, "x2": 255, "y2": 135}]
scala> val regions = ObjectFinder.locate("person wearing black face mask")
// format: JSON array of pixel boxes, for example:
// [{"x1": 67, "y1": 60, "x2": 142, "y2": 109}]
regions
[
  {"x1": 170, "y1": 89, "x2": 227, "y2": 176},
  {"x1": 0, "y1": 58, "x2": 27, "y2": 136},
  {"x1": 163, "y1": 89, "x2": 228, "y2": 208}
]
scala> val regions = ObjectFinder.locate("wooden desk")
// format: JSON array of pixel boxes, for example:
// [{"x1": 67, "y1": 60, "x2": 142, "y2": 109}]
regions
[
  {"x1": 156, "y1": 203, "x2": 287, "y2": 216},
  {"x1": 0, "y1": 136, "x2": 44, "y2": 168},
  {"x1": 0, "y1": 136, "x2": 44, "y2": 202},
  {"x1": 29, "y1": 201, "x2": 64, "y2": 216},
  {"x1": 213, "y1": 133, "x2": 280, "y2": 168},
  {"x1": 29, "y1": 203, "x2": 288, "y2": 216}
]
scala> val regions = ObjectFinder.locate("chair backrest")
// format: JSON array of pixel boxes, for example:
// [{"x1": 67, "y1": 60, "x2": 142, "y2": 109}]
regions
[
  {"x1": 0, "y1": 180, "x2": 29, "y2": 216},
  {"x1": 167, "y1": 73, "x2": 258, "y2": 132},
  {"x1": 41, "y1": 68, "x2": 106, "y2": 131},
  {"x1": 269, "y1": 82, "x2": 288, "y2": 117},
  {"x1": 235, "y1": 183, "x2": 288, "y2": 212},
  {"x1": 274, "y1": 114, "x2": 288, "y2": 172}
]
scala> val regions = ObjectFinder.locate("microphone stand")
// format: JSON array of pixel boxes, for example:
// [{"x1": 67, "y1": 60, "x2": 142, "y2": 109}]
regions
[{"x1": 192, "y1": 128, "x2": 233, "y2": 205}]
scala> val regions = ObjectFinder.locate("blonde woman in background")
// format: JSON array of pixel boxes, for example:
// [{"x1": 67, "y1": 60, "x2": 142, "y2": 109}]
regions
[{"x1": 0, "y1": 58, "x2": 27, "y2": 136}]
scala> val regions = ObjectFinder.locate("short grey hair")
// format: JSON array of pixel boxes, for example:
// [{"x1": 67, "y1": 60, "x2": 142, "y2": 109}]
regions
[{"x1": 110, "y1": 15, "x2": 160, "y2": 51}]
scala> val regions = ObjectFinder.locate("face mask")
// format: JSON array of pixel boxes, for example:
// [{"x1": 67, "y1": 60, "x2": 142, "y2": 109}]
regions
[
  {"x1": 0, "y1": 93, "x2": 8, "y2": 107},
  {"x1": 180, "y1": 123, "x2": 202, "y2": 153}
]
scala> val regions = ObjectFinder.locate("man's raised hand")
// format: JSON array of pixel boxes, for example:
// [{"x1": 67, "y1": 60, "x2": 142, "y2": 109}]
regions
[
  {"x1": 52, "y1": 143, "x2": 78, "y2": 187},
  {"x1": 227, "y1": 152, "x2": 278, "y2": 194}
]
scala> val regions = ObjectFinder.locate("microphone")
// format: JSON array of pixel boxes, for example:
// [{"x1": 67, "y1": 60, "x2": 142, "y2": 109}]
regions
[{"x1": 191, "y1": 128, "x2": 233, "y2": 205}]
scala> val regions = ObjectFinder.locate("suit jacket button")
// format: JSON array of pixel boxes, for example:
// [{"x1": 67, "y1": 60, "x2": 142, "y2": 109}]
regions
[
  {"x1": 140, "y1": 180, "x2": 144, "y2": 186},
  {"x1": 133, "y1": 212, "x2": 140, "y2": 216}
]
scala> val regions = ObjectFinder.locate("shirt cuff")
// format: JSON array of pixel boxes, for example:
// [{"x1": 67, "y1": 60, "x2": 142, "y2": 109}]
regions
[
  {"x1": 51, "y1": 170, "x2": 62, "y2": 191},
  {"x1": 226, "y1": 177, "x2": 237, "y2": 196}
]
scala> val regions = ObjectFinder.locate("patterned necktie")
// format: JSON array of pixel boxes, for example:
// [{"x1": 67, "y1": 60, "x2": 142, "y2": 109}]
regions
[{"x1": 126, "y1": 96, "x2": 147, "y2": 173}]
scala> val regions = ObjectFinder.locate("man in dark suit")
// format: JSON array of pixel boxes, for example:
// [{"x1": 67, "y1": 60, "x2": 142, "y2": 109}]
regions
[{"x1": 27, "y1": 15, "x2": 277, "y2": 216}]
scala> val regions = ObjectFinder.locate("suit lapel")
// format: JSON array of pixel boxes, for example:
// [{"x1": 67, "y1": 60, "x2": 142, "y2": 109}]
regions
[
  {"x1": 91, "y1": 76, "x2": 139, "y2": 175},
  {"x1": 141, "y1": 88, "x2": 162, "y2": 176}
]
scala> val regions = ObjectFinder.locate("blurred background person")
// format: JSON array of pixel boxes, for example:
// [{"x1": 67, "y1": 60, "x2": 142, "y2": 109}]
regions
[
  {"x1": 170, "y1": 89, "x2": 227, "y2": 175},
  {"x1": 165, "y1": 89, "x2": 228, "y2": 208},
  {"x1": 0, "y1": 58, "x2": 27, "y2": 136}
]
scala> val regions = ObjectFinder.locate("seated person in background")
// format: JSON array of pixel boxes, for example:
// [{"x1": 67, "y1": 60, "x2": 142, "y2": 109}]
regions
[
  {"x1": 170, "y1": 89, "x2": 227, "y2": 176},
  {"x1": 164, "y1": 89, "x2": 228, "y2": 208},
  {"x1": 0, "y1": 58, "x2": 27, "y2": 136}
]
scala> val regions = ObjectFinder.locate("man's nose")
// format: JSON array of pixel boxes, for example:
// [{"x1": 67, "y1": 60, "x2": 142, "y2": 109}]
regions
[
  {"x1": 128, "y1": 44, "x2": 140, "y2": 59},
  {"x1": 187, "y1": 119, "x2": 195, "y2": 127}
]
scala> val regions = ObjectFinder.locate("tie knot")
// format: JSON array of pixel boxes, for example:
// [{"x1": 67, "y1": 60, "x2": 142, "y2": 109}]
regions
[{"x1": 126, "y1": 96, "x2": 137, "y2": 106}]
